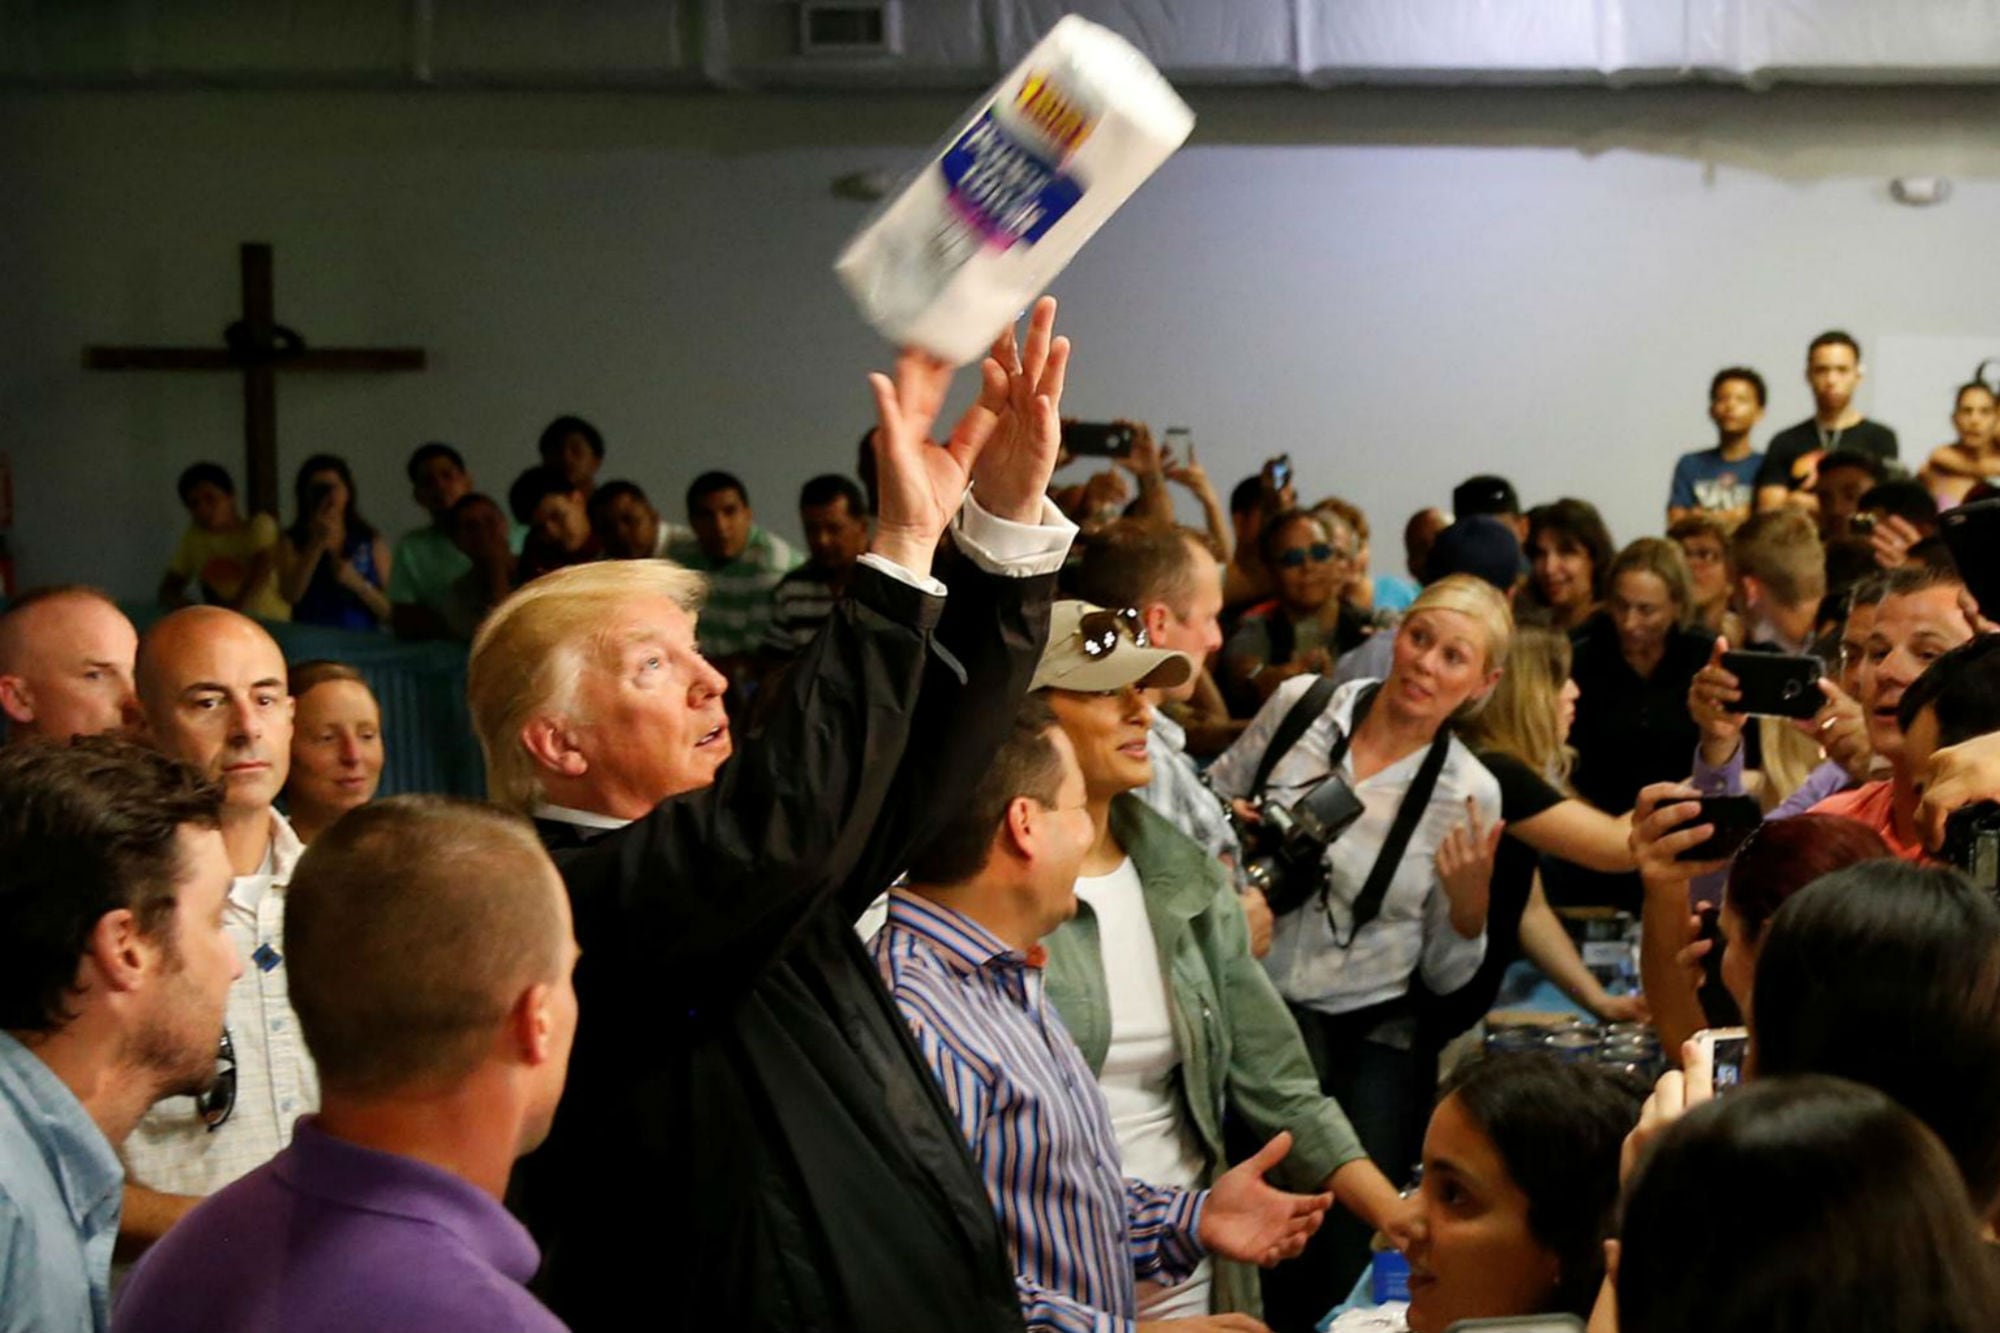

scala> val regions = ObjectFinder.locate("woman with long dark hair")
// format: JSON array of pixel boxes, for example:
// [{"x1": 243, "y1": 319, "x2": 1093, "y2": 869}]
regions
[
  {"x1": 1523, "y1": 499, "x2": 1614, "y2": 631},
  {"x1": 1620, "y1": 1076, "x2": 2000, "y2": 1333},
  {"x1": 278, "y1": 454, "x2": 392, "y2": 629}
]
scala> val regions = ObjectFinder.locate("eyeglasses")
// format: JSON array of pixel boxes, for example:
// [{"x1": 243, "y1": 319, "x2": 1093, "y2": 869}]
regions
[
  {"x1": 1078, "y1": 607, "x2": 1149, "y2": 658},
  {"x1": 199, "y1": 1027, "x2": 237, "y2": 1134},
  {"x1": 1276, "y1": 544, "x2": 1336, "y2": 569}
]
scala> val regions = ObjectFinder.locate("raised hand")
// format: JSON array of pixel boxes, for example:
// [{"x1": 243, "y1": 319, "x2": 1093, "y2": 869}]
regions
[
  {"x1": 1629, "y1": 782, "x2": 1726, "y2": 884},
  {"x1": 1688, "y1": 639, "x2": 1745, "y2": 767},
  {"x1": 1198, "y1": 1132, "x2": 1333, "y2": 1267},
  {"x1": 866, "y1": 348, "x2": 1008, "y2": 577},
  {"x1": 1868, "y1": 512, "x2": 1925, "y2": 569},
  {"x1": 1436, "y1": 796, "x2": 1502, "y2": 939},
  {"x1": 970, "y1": 296, "x2": 1070, "y2": 522}
]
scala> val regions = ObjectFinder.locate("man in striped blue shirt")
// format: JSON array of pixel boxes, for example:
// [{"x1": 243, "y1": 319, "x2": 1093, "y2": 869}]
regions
[{"x1": 874, "y1": 695, "x2": 1332, "y2": 1333}]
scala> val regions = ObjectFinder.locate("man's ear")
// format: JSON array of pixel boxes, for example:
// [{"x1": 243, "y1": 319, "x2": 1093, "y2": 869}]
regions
[
  {"x1": 0, "y1": 675, "x2": 34, "y2": 727},
  {"x1": 506, "y1": 981, "x2": 556, "y2": 1066},
  {"x1": 83, "y1": 907, "x2": 151, "y2": 997},
  {"x1": 1000, "y1": 795, "x2": 1040, "y2": 863},
  {"x1": 520, "y1": 717, "x2": 589, "y2": 779},
  {"x1": 1140, "y1": 602, "x2": 1173, "y2": 644}
]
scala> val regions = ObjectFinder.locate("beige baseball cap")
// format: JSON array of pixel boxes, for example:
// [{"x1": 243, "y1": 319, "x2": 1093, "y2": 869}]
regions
[{"x1": 1031, "y1": 600, "x2": 1194, "y2": 693}]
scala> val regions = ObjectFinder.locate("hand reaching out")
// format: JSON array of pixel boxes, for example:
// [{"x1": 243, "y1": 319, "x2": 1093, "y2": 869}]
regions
[{"x1": 1198, "y1": 1132, "x2": 1333, "y2": 1268}]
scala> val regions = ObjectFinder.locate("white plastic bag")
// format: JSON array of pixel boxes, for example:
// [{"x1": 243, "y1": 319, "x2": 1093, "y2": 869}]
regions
[{"x1": 835, "y1": 16, "x2": 1195, "y2": 364}]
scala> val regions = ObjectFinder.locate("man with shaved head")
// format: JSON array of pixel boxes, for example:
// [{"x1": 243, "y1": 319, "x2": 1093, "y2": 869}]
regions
[
  {"x1": 119, "y1": 606, "x2": 317, "y2": 1254},
  {"x1": 0, "y1": 586, "x2": 140, "y2": 744}
]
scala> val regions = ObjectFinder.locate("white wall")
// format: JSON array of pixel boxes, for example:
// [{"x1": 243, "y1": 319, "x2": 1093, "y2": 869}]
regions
[{"x1": 4, "y1": 84, "x2": 1999, "y2": 599}]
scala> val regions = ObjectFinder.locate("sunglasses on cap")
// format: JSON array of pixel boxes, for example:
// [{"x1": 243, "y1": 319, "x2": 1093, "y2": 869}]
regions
[
  {"x1": 1078, "y1": 606, "x2": 1150, "y2": 658},
  {"x1": 1276, "y1": 543, "x2": 1336, "y2": 570},
  {"x1": 199, "y1": 1027, "x2": 237, "y2": 1134}
]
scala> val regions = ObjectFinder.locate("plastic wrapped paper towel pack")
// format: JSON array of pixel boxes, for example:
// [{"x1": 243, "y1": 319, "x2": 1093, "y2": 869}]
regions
[{"x1": 835, "y1": 16, "x2": 1195, "y2": 365}]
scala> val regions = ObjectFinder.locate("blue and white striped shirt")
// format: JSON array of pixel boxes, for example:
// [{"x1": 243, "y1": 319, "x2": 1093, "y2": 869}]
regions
[{"x1": 871, "y1": 890, "x2": 1208, "y2": 1333}]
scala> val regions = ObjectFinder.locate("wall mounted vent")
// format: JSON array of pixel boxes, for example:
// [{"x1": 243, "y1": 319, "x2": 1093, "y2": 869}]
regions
[{"x1": 799, "y1": 2, "x2": 900, "y2": 57}]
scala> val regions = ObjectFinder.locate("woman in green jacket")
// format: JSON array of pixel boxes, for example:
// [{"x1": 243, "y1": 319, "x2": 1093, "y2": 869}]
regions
[{"x1": 1034, "y1": 600, "x2": 1418, "y2": 1327}]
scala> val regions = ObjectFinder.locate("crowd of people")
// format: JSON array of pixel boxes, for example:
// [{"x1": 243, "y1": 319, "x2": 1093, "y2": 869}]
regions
[{"x1": 5, "y1": 305, "x2": 2000, "y2": 1333}]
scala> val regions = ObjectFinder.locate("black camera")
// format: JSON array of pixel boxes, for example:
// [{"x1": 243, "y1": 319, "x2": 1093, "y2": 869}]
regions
[
  {"x1": 1944, "y1": 802, "x2": 2000, "y2": 894},
  {"x1": 1238, "y1": 773, "x2": 1365, "y2": 915}
]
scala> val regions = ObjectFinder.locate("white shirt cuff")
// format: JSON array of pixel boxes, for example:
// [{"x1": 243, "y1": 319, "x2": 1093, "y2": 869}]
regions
[
  {"x1": 953, "y1": 491, "x2": 1078, "y2": 578},
  {"x1": 856, "y1": 552, "x2": 947, "y2": 598}
]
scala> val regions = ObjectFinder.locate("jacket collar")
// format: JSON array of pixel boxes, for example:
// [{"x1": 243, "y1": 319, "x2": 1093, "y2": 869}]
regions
[{"x1": 1107, "y1": 794, "x2": 1222, "y2": 924}]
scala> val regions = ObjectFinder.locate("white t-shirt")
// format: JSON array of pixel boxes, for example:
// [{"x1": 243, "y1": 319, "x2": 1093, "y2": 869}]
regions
[{"x1": 1074, "y1": 856, "x2": 1213, "y2": 1317}]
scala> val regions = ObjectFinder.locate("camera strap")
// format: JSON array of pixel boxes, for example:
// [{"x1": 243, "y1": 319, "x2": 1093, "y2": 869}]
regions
[
  {"x1": 1331, "y1": 688, "x2": 1453, "y2": 948},
  {"x1": 1245, "y1": 679, "x2": 1454, "y2": 946},
  {"x1": 1248, "y1": 676, "x2": 1339, "y2": 798}
]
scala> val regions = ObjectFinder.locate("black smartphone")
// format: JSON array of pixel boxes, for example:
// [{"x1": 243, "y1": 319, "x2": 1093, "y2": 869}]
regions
[
  {"x1": 1721, "y1": 650, "x2": 1823, "y2": 719},
  {"x1": 1061, "y1": 421, "x2": 1135, "y2": 458},
  {"x1": 1674, "y1": 794, "x2": 1762, "y2": 863},
  {"x1": 1940, "y1": 497, "x2": 2000, "y2": 623}
]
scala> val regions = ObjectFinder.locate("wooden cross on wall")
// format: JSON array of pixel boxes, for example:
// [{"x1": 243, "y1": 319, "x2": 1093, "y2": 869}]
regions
[{"x1": 83, "y1": 243, "x2": 425, "y2": 517}]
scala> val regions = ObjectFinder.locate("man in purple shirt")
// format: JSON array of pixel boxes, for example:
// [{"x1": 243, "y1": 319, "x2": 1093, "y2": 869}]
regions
[{"x1": 113, "y1": 798, "x2": 580, "y2": 1333}]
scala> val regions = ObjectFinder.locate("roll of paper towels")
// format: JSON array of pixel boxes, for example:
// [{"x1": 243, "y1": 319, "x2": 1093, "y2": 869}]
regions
[{"x1": 835, "y1": 16, "x2": 1195, "y2": 364}]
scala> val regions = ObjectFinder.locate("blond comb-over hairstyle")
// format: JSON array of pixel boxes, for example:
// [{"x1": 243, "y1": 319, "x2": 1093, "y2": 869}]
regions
[{"x1": 467, "y1": 560, "x2": 706, "y2": 811}]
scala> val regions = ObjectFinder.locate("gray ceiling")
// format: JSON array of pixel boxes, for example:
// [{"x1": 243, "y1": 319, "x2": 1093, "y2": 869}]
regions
[{"x1": 5, "y1": 1, "x2": 2000, "y2": 90}]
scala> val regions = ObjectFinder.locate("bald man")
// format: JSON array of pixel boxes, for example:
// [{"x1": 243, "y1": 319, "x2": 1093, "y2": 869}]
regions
[
  {"x1": 0, "y1": 586, "x2": 140, "y2": 744},
  {"x1": 119, "y1": 607, "x2": 318, "y2": 1254}
]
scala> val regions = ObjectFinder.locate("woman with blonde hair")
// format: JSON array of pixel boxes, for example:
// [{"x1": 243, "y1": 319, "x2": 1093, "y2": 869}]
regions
[
  {"x1": 1209, "y1": 573, "x2": 1511, "y2": 1273},
  {"x1": 1436, "y1": 621, "x2": 1644, "y2": 1045}
]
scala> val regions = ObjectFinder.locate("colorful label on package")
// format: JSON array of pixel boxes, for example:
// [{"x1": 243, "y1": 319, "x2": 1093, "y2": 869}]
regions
[
  {"x1": 938, "y1": 111, "x2": 1085, "y2": 250},
  {"x1": 1014, "y1": 72, "x2": 1095, "y2": 157}
]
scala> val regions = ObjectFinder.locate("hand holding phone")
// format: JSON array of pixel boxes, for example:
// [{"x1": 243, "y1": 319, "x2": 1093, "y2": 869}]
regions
[
  {"x1": 1060, "y1": 420, "x2": 1136, "y2": 458},
  {"x1": 1619, "y1": 1033, "x2": 1722, "y2": 1184},
  {"x1": 1673, "y1": 795, "x2": 1762, "y2": 863},
  {"x1": 1720, "y1": 651, "x2": 1824, "y2": 720}
]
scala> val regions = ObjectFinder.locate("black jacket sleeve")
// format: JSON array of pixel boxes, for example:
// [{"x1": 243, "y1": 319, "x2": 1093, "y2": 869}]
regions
[{"x1": 555, "y1": 551, "x2": 1053, "y2": 1007}]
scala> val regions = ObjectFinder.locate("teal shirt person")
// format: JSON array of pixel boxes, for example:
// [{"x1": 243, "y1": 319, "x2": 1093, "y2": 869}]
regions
[
  {"x1": 0, "y1": 1030, "x2": 124, "y2": 1333},
  {"x1": 388, "y1": 522, "x2": 526, "y2": 612}
]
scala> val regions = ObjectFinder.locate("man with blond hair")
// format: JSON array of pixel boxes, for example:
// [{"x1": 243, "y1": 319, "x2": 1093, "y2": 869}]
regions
[
  {"x1": 469, "y1": 303, "x2": 1080, "y2": 1332},
  {"x1": 1729, "y1": 507, "x2": 1825, "y2": 656},
  {"x1": 0, "y1": 586, "x2": 141, "y2": 744}
]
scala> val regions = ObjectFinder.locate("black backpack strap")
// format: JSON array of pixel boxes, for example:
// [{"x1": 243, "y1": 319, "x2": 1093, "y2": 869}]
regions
[
  {"x1": 1249, "y1": 675, "x2": 1345, "y2": 797},
  {"x1": 1333, "y1": 723, "x2": 1454, "y2": 948}
]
